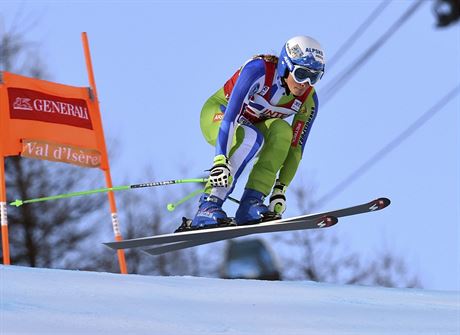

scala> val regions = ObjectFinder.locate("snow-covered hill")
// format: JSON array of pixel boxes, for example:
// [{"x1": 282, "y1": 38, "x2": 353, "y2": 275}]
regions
[{"x1": 1, "y1": 265, "x2": 458, "y2": 334}]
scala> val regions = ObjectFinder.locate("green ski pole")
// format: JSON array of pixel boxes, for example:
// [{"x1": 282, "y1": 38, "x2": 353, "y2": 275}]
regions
[
  {"x1": 167, "y1": 191, "x2": 241, "y2": 211},
  {"x1": 167, "y1": 189, "x2": 204, "y2": 211},
  {"x1": 10, "y1": 178, "x2": 208, "y2": 207}
]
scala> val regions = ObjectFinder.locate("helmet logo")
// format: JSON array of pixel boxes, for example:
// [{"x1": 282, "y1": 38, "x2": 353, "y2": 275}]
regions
[
  {"x1": 306, "y1": 48, "x2": 324, "y2": 61},
  {"x1": 287, "y1": 43, "x2": 304, "y2": 59},
  {"x1": 305, "y1": 47, "x2": 324, "y2": 55},
  {"x1": 287, "y1": 43, "x2": 324, "y2": 61},
  {"x1": 283, "y1": 55, "x2": 294, "y2": 71}
]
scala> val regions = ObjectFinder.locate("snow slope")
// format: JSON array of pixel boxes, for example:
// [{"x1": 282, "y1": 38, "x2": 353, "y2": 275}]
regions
[{"x1": 1, "y1": 265, "x2": 458, "y2": 334}]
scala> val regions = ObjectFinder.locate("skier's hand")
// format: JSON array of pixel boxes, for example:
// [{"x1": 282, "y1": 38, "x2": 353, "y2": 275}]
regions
[
  {"x1": 269, "y1": 180, "x2": 287, "y2": 214},
  {"x1": 208, "y1": 155, "x2": 233, "y2": 187}
]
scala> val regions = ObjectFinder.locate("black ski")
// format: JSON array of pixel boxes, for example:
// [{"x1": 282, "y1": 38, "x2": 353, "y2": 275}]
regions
[
  {"x1": 143, "y1": 216, "x2": 335, "y2": 255},
  {"x1": 105, "y1": 214, "x2": 337, "y2": 250},
  {"x1": 104, "y1": 197, "x2": 390, "y2": 252}
]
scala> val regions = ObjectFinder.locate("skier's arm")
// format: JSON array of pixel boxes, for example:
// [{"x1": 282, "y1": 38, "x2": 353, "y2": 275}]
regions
[
  {"x1": 215, "y1": 59, "x2": 265, "y2": 157},
  {"x1": 278, "y1": 91, "x2": 319, "y2": 187}
]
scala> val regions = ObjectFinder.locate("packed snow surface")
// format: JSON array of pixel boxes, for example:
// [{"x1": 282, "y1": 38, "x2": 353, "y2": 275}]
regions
[{"x1": 1, "y1": 265, "x2": 458, "y2": 334}]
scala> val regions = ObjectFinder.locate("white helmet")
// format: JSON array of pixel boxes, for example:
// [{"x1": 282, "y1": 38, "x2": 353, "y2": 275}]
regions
[{"x1": 277, "y1": 36, "x2": 326, "y2": 85}]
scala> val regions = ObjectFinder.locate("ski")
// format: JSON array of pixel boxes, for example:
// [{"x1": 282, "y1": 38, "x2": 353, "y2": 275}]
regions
[
  {"x1": 142, "y1": 196, "x2": 391, "y2": 255},
  {"x1": 143, "y1": 216, "x2": 336, "y2": 255},
  {"x1": 104, "y1": 197, "x2": 390, "y2": 251},
  {"x1": 105, "y1": 214, "x2": 337, "y2": 250}
]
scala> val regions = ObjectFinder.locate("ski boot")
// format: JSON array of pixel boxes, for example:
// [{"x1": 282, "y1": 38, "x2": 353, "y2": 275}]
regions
[
  {"x1": 235, "y1": 188, "x2": 280, "y2": 225},
  {"x1": 175, "y1": 193, "x2": 235, "y2": 232}
]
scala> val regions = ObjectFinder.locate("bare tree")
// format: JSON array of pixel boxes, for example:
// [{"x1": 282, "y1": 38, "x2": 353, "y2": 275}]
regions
[
  {"x1": 271, "y1": 183, "x2": 421, "y2": 288},
  {"x1": 98, "y1": 168, "x2": 205, "y2": 276},
  {"x1": 4, "y1": 159, "x2": 107, "y2": 268}
]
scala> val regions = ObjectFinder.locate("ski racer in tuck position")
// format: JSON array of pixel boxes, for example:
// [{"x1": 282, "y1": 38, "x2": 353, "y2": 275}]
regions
[{"x1": 178, "y1": 36, "x2": 326, "y2": 231}]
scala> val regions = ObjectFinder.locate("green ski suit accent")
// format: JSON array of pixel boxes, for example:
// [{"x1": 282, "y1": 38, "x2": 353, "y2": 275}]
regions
[{"x1": 200, "y1": 85, "x2": 317, "y2": 196}]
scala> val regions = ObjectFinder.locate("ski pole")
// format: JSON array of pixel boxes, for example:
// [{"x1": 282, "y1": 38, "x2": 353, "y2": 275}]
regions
[
  {"x1": 167, "y1": 190, "x2": 241, "y2": 212},
  {"x1": 9, "y1": 178, "x2": 208, "y2": 207},
  {"x1": 167, "y1": 189, "x2": 203, "y2": 211}
]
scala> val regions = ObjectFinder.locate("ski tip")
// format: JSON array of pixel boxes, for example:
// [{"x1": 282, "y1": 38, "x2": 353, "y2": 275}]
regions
[{"x1": 372, "y1": 197, "x2": 391, "y2": 210}]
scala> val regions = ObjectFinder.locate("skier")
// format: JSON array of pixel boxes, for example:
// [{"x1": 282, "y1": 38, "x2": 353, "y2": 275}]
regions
[{"x1": 180, "y1": 36, "x2": 326, "y2": 231}]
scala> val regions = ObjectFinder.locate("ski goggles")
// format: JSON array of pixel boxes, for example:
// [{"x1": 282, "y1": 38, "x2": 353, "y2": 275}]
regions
[{"x1": 291, "y1": 65, "x2": 323, "y2": 85}]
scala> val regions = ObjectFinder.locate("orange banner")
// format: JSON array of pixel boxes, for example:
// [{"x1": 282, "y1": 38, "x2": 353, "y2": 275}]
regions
[
  {"x1": 0, "y1": 33, "x2": 127, "y2": 273},
  {"x1": 0, "y1": 71, "x2": 109, "y2": 170}
]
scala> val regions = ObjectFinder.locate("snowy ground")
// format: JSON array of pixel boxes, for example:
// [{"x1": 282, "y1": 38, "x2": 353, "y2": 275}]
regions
[{"x1": 1, "y1": 265, "x2": 459, "y2": 334}]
